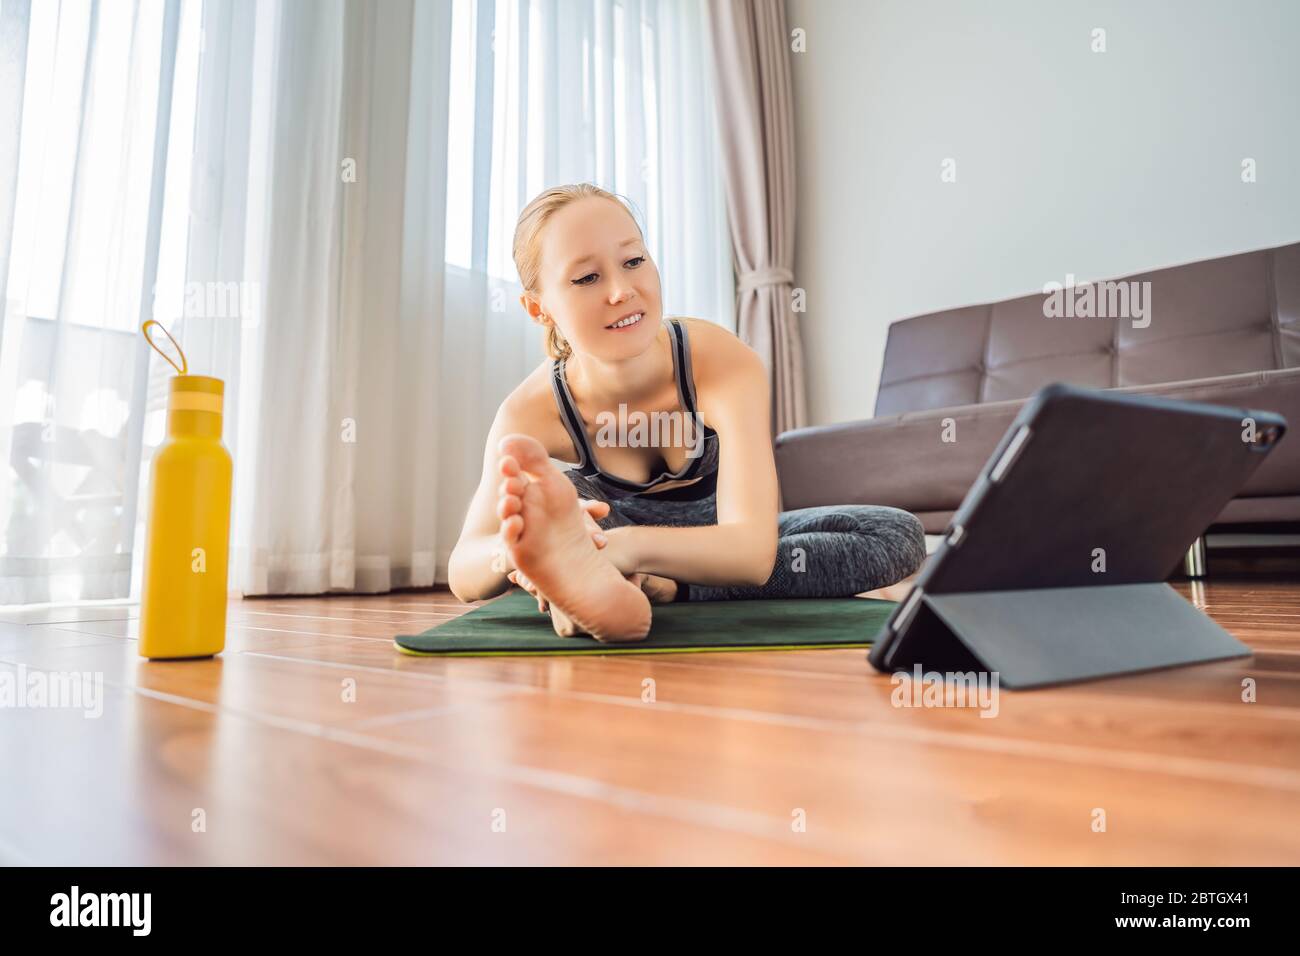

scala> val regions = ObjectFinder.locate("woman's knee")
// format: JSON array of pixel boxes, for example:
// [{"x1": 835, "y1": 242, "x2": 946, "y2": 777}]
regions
[
  {"x1": 891, "y1": 510, "x2": 928, "y2": 576},
  {"x1": 842, "y1": 505, "x2": 927, "y2": 578}
]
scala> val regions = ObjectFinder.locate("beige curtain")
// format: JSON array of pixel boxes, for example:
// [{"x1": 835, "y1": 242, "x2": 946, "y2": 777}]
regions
[{"x1": 705, "y1": 0, "x2": 806, "y2": 435}]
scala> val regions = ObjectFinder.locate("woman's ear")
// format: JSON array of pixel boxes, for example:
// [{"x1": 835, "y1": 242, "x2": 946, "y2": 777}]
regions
[{"x1": 519, "y1": 293, "x2": 548, "y2": 327}]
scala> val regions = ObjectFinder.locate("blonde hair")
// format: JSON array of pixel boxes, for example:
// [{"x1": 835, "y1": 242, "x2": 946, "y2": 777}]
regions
[{"x1": 512, "y1": 183, "x2": 645, "y2": 361}]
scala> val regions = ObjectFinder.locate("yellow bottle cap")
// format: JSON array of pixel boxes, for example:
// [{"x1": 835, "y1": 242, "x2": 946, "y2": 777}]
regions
[{"x1": 143, "y1": 320, "x2": 224, "y2": 413}]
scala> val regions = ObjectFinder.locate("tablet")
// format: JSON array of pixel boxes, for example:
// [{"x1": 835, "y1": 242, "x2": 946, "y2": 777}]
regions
[{"x1": 868, "y1": 382, "x2": 1286, "y2": 686}]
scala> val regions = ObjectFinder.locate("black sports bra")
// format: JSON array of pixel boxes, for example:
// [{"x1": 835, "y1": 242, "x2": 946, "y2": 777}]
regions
[{"x1": 549, "y1": 317, "x2": 720, "y2": 496}]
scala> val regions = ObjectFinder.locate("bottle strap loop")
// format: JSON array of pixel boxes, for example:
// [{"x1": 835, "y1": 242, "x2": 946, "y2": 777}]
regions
[{"x1": 142, "y1": 319, "x2": 188, "y2": 376}]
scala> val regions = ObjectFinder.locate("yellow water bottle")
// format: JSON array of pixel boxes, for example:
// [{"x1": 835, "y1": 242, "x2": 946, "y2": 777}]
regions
[{"x1": 138, "y1": 320, "x2": 233, "y2": 659}]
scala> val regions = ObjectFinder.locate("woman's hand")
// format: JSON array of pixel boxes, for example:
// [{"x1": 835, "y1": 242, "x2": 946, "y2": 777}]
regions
[
  {"x1": 507, "y1": 568, "x2": 547, "y2": 613},
  {"x1": 509, "y1": 565, "x2": 678, "y2": 618},
  {"x1": 580, "y1": 499, "x2": 612, "y2": 548},
  {"x1": 595, "y1": 524, "x2": 641, "y2": 577}
]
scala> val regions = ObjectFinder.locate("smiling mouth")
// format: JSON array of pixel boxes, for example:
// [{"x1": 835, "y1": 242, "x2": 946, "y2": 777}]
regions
[{"x1": 606, "y1": 312, "x2": 644, "y2": 330}]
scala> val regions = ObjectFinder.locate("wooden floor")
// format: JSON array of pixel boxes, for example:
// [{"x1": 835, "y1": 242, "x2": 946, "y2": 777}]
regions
[{"x1": 2, "y1": 572, "x2": 1299, "y2": 865}]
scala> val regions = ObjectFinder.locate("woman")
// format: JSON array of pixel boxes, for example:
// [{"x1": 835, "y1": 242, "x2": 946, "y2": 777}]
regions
[{"x1": 447, "y1": 183, "x2": 925, "y2": 641}]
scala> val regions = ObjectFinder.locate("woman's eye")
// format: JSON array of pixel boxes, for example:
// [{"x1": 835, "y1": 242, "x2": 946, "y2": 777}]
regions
[{"x1": 572, "y1": 257, "x2": 641, "y2": 286}]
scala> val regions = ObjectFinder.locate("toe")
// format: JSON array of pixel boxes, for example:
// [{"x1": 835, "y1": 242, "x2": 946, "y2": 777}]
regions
[
  {"x1": 498, "y1": 433, "x2": 552, "y2": 479},
  {"x1": 496, "y1": 494, "x2": 521, "y2": 520},
  {"x1": 500, "y1": 514, "x2": 524, "y2": 545}
]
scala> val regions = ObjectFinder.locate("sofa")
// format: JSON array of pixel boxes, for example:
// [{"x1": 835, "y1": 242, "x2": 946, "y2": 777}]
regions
[{"x1": 774, "y1": 241, "x2": 1300, "y2": 557}]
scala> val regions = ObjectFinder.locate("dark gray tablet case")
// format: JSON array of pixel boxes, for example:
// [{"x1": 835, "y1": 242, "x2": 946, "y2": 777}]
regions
[{"x1": 868, "y1": 382, "x2": 1287, "y2": 689}]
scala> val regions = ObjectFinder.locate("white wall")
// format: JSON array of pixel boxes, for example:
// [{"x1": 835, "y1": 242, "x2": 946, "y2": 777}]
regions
[{"x1": 786, "y1": 0, "x2": 1300, "y2": 425}]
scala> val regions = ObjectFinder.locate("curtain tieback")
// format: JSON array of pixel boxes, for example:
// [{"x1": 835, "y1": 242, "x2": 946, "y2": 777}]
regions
[{"x1": 736, "y1": 266, "x2": 794, "y2": 294}]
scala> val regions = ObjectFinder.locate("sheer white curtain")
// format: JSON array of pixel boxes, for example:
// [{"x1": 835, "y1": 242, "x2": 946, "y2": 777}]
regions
[
  {"x1": 0, "y1": 0, "x2": 205, "y2": 605},
  {"x1": 230, "y1": 0, "x2": 732, "y2": 596},
  {"x1": 0, "y1": 0, "x2": 732, "y2": 604}
]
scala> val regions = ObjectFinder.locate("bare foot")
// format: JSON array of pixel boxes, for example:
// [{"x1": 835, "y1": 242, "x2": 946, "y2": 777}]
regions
[
  {"x1": 631, "y1": 573, "x2": 679, "y2": 604},
  {"x1": 496, "y1": 434, "x2": 651, "y2": 642},
  {"x1": 862, "y1": 568, "x2": 921, "y2": 603},
  {"x1": 508, "y1": 568, "x2": 583, "y2": 637},
  {"x1": 512, "y1": 566, "x2": 676, "y2": 636}
]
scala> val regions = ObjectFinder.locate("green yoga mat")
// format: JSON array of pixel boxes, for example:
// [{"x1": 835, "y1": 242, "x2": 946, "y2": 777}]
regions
[{"x1": 394, "y1": 588, "x2": 896, "y2": 656}]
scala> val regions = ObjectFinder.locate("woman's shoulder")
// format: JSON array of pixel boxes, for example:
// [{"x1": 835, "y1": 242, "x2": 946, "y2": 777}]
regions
[
  {"x1": 674, "y1": 315, "x2": 750, "y2": 352},
  {"x1": 498, "y1": 359, "x2": 557, "y2": 426},
  {"x1": 493, "y1": 359, "x2": 578, "y2": 462},
  {"x1": 673, "y1": 316, "x2": 765, "y2": 383}
]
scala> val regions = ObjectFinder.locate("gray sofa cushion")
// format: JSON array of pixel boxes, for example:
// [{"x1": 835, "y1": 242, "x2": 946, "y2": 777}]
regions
[
  {"x1": 776, "y1": 241, "x2": 1300, "y2": 531},
  {"x1": 777, "y1": 369, "x2": 1300, "y2": 533},
  {"x1": 875, "y1": 243, "x2": 1300, "y2": 415}
]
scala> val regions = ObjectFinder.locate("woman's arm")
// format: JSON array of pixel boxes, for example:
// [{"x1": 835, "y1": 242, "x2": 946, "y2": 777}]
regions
[
  {"x1": 447, "y1": 393, "x2": 613, "y2": 602},
  {"x1": 601, "y1": 326, "x2": 780, "y2": 586},
  {"x1": 446, "y1": 404, "x2": 518, "y2": 603}
]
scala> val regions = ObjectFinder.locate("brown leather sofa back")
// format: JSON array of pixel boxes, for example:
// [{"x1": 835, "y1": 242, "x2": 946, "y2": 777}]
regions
[{"x1": 875, "y1": 242, "x2": 1300, "y2": 416}]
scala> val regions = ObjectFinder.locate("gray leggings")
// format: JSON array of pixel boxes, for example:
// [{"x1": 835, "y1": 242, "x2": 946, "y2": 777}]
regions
[
  {"x1": 580, "y1": 485, "x2": 927, "y2": 601},
  {"x1": 686, "y1": 504, "x2": 926, "y2": 601}
]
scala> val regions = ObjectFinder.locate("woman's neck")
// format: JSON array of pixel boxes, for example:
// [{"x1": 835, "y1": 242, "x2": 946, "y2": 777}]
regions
[{"x1": 567, "y1": 320, "x2": 673, "y2": 409}]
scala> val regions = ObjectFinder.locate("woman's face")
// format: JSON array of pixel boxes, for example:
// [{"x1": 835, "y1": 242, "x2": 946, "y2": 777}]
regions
[{"x1": 527, "y1": 197, "x2": 663, "y2": 360}]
